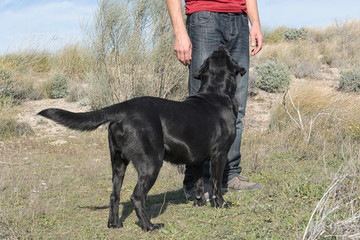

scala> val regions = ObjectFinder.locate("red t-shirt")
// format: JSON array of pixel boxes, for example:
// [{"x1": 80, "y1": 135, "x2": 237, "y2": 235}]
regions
[{"x1": 185, "y1": 0, "x2": 247, "y2": 15}]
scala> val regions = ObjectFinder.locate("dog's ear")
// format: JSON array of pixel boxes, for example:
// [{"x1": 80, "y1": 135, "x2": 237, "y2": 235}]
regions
[
  {"x1": 192, "y1": 59, "x2": 210, "y2": 80},
  {"x1": 230, "y1": 60, "x2": 247, "y2": 77}
]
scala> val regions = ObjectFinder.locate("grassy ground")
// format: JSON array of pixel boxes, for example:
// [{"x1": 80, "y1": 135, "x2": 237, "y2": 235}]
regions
[{"x1": 1, "y1": 123, "x2": 358, "y2": 239}]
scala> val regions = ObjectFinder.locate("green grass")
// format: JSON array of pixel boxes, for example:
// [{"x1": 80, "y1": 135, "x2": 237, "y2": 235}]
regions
[{"x1": 1, "y1": 127, "x2": 357, "y2": 239}]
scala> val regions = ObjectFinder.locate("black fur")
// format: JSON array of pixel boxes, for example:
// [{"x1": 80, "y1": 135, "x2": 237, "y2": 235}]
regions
[{"x1": 38, "y1": 45, "x2": 246, "y2": 232}]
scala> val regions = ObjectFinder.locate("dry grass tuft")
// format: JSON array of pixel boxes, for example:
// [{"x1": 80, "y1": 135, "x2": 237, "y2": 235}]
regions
[
  {"x1": 302, "y1": 153, "x2": 360, "y2": 240},
  {"x1": 318, "y1": 20, "x2": 360, "y2": 68},
  {"x1": 271, "y1": 81, "x2": 360, "y2": 146},
  {"x1": 253, "y1": 41, "x2": 322, "y2": 78},
  {"x1": 51, "y1": 44, "x2": 92, "y2": 82}
]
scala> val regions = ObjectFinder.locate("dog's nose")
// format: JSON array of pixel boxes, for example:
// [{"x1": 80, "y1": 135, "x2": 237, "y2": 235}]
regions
[{"x1": 217, "y1": 45, "x2": 226, "y2": 51}]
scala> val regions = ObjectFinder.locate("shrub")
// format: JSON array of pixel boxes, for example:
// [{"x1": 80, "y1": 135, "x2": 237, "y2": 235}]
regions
[
  {"x1": 84, "y1": 0, "x2": 187, "y2": 109},
  {"x1": 48, "y1": 73, "x2": 69, "y2": 99},
  {"x1": 338, "y1": 68, "x2": 360, "y2": 92},
  {"x1": 255, "y1": 61, "x2": 291, "y2": 93},
  {"x1": 284, "y1": 27, "x2": 308, "y2": 41}
]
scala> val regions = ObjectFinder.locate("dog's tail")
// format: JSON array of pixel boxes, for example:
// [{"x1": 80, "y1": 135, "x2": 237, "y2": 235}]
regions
[{"x1": 37, "y1": 105, "x2": 121, "y2": 131}]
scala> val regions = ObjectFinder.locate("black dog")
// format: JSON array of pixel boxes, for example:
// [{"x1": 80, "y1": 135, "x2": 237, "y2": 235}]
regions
[{"x1": 38, "y1": 45, "x2": 246, "y2": 231}]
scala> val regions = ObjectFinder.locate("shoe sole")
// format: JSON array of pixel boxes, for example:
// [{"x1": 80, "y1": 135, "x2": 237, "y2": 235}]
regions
[{"x1": 222, "y1": 183, "x2": 262, "y2": 192}]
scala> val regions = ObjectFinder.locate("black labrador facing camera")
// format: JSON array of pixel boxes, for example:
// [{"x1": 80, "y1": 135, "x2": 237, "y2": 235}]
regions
[{"x1": 38, "y1": 45, "x2": 246, "y2": 232}]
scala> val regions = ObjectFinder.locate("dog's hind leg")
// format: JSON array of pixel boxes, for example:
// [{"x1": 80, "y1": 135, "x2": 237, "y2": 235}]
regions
[
  {"x1": 131, "y1": 156, "x2": 164, "y2": 232},
  {"x1": 108, "y1": 150, "x2": 129, "y2": 228}
]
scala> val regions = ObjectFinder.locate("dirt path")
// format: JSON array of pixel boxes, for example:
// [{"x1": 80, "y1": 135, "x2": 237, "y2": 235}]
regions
[
  {"x1": 16, "y1": 98, "x2": 90, "y2": 137},
  {"x1": 16, "y1": 64, "x2": 340, "y2": 137},
  {"x1": 16, "y1": 92, "x2": 277, "y2": 138},
  {"x1": 244, "y1": 91, "x2": 278, "y2": 131}
]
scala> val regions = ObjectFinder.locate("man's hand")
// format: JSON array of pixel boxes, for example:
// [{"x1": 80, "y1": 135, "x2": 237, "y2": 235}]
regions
[
  {"x1": 174, "y1": 33, "x2": 192, "y2": 66},
  {"x1": 250, "y1": 25, "x2": 263, "y2": 56},
  {"x1": 247, "y1": 0, "x2": 263, "y2": 56},
  {"x1": 166, "y1": 0, "x2": 192, "y2": 66}
]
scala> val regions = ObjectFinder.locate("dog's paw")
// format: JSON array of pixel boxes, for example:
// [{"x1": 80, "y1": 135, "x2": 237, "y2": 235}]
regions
[
  {"x1": 107, "y1": 221, "x2": 123, "y2": 228},
  {"x1": 143, "y1": 223, "x2": 164, "y2": 232},
  {"x1": 222, "y1": 201, "x2": 233, "y2": 208},
  {"x1": 213, "y1": 197, "x2": 232, "y2": 208},
  {"x1": 193, "y1": 196, "x2": 207, "y2": 207}
]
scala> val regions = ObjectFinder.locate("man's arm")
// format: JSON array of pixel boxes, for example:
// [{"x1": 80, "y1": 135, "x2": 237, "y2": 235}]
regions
[
  {"x1": 246, "y1": 0, "x2": 263, "y2": 56},
  {"x1": 166, "y1": 0, "x2": 192, "y2": 66}
]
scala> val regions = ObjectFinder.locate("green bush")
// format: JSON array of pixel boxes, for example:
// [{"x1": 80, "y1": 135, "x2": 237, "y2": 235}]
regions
[
  {"x1": 255, "y1": 61, "x2": 291, "y2": 93},
  {"x1": 338, "y1": 68, "x2": 360, "y2": 92},
  {"x1": 0, "y1": 69, "x2": 16, "y2": 97},
  {"x1": 48, "y1": 73, "x2": 69, "y2": 99},
  {"x1": 284, "y1": 27, "x2": 308, "y2": 41}
]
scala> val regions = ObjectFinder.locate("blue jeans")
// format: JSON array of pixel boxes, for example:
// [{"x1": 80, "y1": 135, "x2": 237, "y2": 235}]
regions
[{"x1": 183, "y1": 11, "x2": 250, "y2": 188}]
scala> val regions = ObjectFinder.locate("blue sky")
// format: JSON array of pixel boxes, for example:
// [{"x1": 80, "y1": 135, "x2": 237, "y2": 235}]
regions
[
  {"x1": 0, "y1": 0, "x2": 359, "y2": 54},
  {"x1": 259, "y1": 0, "x2": 360, "y2": 28},
  {"x1": 0, "y1": 0, "x2": 98, "y2": 54}
]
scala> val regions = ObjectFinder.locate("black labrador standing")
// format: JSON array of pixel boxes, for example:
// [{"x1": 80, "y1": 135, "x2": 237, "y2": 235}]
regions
[{"x1": 38, "y1": 45, "x2": 246, "y2": 232}]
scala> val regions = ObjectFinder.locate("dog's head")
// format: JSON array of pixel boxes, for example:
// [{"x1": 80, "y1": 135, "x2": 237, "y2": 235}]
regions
[{"x1": 192, "y1": 45, "x2": 246, "y2": 95}]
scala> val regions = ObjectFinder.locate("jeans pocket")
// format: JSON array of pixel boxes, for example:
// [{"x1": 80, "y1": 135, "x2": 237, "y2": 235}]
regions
[
  {"x1": 240, "y1": 14, "x2": 249, "y2": 31},
  {"x1": 189, "y1": 11, "x2": 213, "y2": 27}
]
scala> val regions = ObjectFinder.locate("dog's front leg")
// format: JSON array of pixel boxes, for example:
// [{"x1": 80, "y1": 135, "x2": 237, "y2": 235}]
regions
[
  {"x1": 192, "y1": 165, "x2": 207, "y2": 206},
  {"x1": 211, "y1": 155, "x2": 231, "y2": 208},
  {"x1": 211, "y1": 178, "x2": 227, "y2": 208}
]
